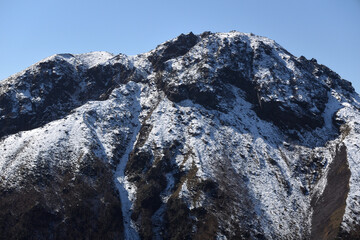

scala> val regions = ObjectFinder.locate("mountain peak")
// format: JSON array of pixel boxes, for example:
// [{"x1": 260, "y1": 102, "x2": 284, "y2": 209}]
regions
[{"x1": 0, "y1": 31, "x2": 359, "y2": 239}]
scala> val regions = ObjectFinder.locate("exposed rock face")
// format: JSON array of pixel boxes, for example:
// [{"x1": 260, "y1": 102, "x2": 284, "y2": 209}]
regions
[
  {"x1": 311, "y1": 144, "x2": 351, "y2": 240},
  {"x1": 0, "y1": 31, "x2": 359, "y2": 239}
]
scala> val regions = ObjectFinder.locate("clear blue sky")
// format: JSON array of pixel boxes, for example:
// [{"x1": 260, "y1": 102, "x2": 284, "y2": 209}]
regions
[{"x1": 1, "y1": 0, "x2": 359, "y2": 92}]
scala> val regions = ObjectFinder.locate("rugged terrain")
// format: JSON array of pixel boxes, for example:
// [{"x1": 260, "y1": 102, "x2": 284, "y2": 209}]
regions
[{"x1": 0, "y1": 31, "x2": 359, "y2": 239}]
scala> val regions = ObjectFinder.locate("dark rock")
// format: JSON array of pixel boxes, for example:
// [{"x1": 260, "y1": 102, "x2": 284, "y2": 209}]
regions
[
  {"x1": 311, "y1": 144, "x2": 350, "y2": 240},
  {"x1": 148, "y1": 32, "x2": 200, "y2": 71}
]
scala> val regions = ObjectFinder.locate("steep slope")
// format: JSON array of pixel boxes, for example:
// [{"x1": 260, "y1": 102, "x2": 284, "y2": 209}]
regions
[{"x1": 0, "y1": 31, "x2": 359, "y2": 240}]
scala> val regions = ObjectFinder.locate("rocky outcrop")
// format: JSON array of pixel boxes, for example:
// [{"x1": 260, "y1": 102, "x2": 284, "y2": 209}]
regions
[{"x1": 0, "y1": 52, "x2": 139, "y2": 139}]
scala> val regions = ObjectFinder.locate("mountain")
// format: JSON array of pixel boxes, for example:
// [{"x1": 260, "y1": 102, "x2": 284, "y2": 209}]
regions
[{"x1": 0, "y1": 31, "x2": 359, "y2": 240}]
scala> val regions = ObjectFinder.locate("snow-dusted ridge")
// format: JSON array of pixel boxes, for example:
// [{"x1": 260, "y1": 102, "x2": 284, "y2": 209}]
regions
[{"x1": 0, "y1": 31, "x2": 359, "y2": 239}]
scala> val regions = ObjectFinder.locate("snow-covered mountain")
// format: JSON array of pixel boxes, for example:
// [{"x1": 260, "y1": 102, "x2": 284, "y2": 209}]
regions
[{"x1": 0, "y1": 31, "x2": 359, "y2": 240}]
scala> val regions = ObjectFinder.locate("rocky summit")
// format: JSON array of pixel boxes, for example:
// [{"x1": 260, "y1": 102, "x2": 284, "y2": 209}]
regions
[{"x1": 0, "y1": 31, "x2": 359, "y2": 240}]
